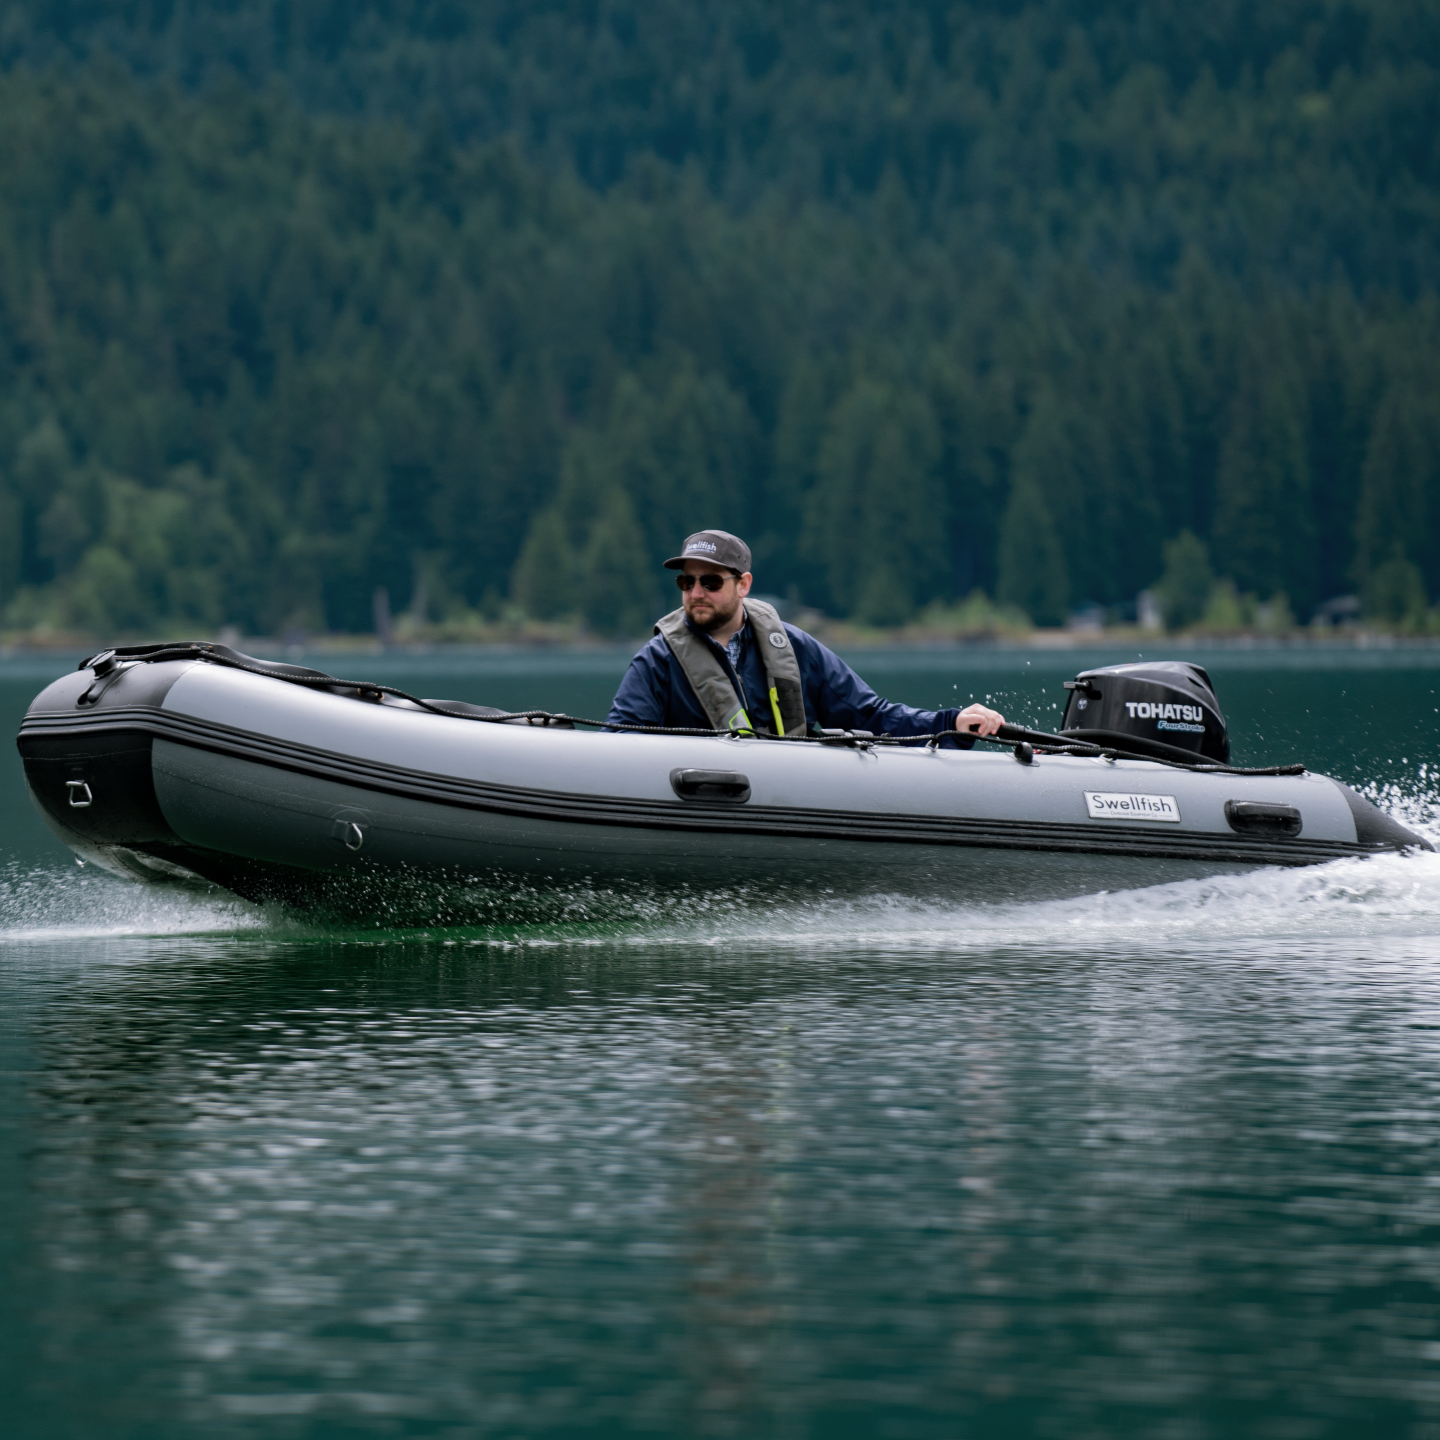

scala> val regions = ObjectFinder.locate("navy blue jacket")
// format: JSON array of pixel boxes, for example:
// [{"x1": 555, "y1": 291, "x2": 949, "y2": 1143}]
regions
[{"x1": 608, "y1": 613, "x2": 973, "y2": 745}]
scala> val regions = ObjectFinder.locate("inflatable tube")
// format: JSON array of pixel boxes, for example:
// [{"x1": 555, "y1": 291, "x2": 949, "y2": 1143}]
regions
[{"x1": 16, "y1": 655, "x2": 1431, "y2": 910}]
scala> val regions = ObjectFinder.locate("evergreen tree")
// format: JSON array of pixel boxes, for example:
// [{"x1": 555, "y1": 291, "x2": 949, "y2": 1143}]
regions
[
  {"x1": 511, "y1": 508, "x2": 574, "y2": 620},
  {"x1": 1299, "y1": 289, "x2": 1378, "y2": 602},
  {"x1": 1362, "y1": 555, "x2": 1429, "y2": 627},
  {"x1": 928, "y1": 353, "x2": 1006, "y2": 599},
  {"x1": 805, "y1": 378, "x2": 946, "y2": 625},
  {"x1": 996, "y1": 476, "x2": 1070, "y2": 628},
  {"x1": 580, "y1": 486, "x2": 652, "y2": 637},
  {"x1": 1355, "y1": 374, "x2": 1440, "y2": 599},
  {"x1": 995, "y1": 389, "x2": 1091, "y2": 618},
  {"x1": 1153, "y1": 531, "x2": 1215, "y2": 631},
  {"x1": 766, "y1": 359, "x2": 831, "y2": 591},
  {"x1": 1211, "y1": 336, "x2": 1317, "y2": 615}
]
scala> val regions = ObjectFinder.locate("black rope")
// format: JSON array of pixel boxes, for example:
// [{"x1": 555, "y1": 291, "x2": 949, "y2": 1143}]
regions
[
  {"x1": 80, "y1": 642, "x2": 1307, "y2": 777},
  {"x1": 974, "y1": 723, "x2": 1308, "y2": 777},
  {"x1": 995, "y1": 740, "x2": 1306, "y2": 777},
  {"x1": 79, "y1": 643, "x2": 770, "y2": 736}
]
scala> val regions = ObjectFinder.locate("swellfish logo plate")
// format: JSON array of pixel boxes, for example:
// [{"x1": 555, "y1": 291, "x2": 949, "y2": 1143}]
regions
[{"x1": 1085, "y1": 791, "x2": 1181, "y2": 823}]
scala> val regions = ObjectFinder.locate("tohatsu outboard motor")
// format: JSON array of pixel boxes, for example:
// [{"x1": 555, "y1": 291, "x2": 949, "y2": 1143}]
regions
[{"x1": 1060, "y1": 660, "x2": 1230, "y2": 763}]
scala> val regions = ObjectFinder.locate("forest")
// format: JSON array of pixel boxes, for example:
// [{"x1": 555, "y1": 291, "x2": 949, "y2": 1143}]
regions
[{"x1": 1, "y1": 0, "x2": 1438, "y2": 638}]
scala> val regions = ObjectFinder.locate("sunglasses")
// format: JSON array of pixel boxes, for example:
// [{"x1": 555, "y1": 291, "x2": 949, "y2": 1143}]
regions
[{"x1": 676, "y1": 572, "x2": 733, "y2": 592}]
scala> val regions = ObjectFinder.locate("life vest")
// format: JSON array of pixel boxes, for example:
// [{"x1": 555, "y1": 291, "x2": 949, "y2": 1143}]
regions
[{"x1": 653, "y1": 599, "x2": 807, "y2": 736}]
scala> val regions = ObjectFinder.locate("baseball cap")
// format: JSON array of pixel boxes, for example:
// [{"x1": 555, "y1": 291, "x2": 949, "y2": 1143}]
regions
[{"x1": 663, "y1": 530, "x2": 752, "y2": 573}]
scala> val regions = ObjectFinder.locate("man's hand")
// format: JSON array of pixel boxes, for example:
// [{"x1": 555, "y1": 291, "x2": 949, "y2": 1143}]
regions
[{"x1": 955, "y1": 703, "x2": 1005, "y2": 737}]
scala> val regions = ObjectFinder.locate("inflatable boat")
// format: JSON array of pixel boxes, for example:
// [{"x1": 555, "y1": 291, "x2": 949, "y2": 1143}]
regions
[{"x1": 16, "y1": 644, "x2": 1430, "y2": 912}]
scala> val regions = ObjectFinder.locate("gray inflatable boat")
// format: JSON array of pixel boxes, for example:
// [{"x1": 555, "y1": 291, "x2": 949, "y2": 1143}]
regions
[{"x1": 16, "y1": 645, "x2": 1430, "y2": 912}]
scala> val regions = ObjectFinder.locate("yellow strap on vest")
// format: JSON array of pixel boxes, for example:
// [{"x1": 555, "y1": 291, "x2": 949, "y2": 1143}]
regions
[{"x1": 768, "y1": 686, "x2": 785, "y2": 737}]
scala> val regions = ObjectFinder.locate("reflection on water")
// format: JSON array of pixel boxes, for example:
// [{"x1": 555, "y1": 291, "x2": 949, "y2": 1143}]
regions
[
  {"x1": 4, "y1": 651, "x2": 1440, "y2": 1437},
  {"x1": 7, "y1": 887, "x2": 1440, "y2": 1437}
]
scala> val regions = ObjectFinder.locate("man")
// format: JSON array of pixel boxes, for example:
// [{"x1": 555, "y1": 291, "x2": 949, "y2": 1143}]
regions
[{"x1": 607, "y1": 529, "x2": 1006, "y2": 742}]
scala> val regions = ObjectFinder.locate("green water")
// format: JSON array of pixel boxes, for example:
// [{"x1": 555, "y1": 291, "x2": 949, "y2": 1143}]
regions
[{"x1": 3, "y1": 646, "x2": 1440, "y2": 1439}]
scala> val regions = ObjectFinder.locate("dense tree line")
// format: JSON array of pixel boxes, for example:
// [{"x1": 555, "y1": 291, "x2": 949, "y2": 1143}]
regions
[{"x1": 0, "y1": 2, "x2": 1438, "y2": 636}]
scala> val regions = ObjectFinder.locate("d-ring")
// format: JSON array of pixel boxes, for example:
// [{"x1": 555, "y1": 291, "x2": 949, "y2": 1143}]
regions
[{"x1": 66, "y1": 780, "x2": 93, "y2": 808}]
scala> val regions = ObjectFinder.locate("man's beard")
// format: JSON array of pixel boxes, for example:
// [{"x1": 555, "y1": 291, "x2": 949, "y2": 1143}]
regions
[{"x1": 688, "y1": 593, "x2": 741, "y2": 632}]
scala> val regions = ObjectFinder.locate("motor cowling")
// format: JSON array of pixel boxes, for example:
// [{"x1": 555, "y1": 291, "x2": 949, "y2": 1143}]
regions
[{"x1": 1060, "y1": 660, "x2": 1230, "y2": 763}]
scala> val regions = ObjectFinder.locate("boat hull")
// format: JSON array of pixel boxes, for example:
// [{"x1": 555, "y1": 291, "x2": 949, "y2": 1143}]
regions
[{"x1": 17, "y1": 658, "x2": 1428, "y2": 913}]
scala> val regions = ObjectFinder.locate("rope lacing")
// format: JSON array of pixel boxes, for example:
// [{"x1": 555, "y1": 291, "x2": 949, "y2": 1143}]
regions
[{"x1": 78, "y1": 642, "x2": 1307, "y2": 778}]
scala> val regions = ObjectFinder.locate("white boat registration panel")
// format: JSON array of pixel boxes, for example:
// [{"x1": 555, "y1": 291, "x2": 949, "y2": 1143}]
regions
[{"x1": 1084, "y1": 792, "x2": 1181, "y2": 823}]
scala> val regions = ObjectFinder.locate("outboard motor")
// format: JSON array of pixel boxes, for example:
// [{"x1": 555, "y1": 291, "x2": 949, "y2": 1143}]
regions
[{"x1": 1060, "y1": 661, "x2": 1230, "y2": 763}]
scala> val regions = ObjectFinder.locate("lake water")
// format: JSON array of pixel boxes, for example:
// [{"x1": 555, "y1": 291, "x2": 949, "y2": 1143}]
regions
[{"x1": 3, "y1": 644, "x2": 1440, "y2": 1439}]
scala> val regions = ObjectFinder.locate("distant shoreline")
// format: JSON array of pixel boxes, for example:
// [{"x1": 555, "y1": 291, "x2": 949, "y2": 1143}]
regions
[{"x1": 6, "y1": 630, "x2": 1440, "y2": 663}]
